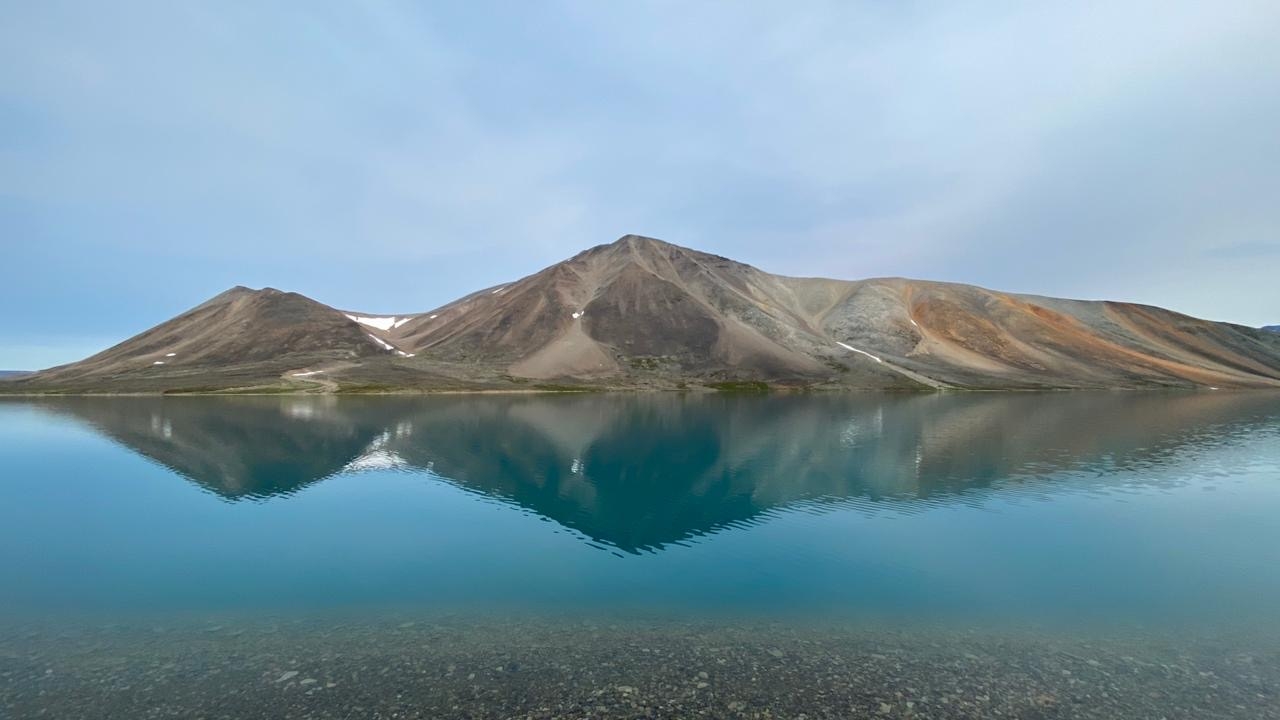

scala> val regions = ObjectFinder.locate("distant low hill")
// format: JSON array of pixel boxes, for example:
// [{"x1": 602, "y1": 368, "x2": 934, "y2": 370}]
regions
[
  {"x1": 0, "y1": 371, "x2": 32, "y2": 379},
  {"x1": 8, "y1": 235, "x2": 1280, "y2": 393},
  {"x1": 1263, "y1": 325, "x2": 1280, "y2": 333}
]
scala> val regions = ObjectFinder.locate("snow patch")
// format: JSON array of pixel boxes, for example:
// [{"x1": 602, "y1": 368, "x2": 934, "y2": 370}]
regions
[
  {"x1": 152, "y1": 361, "x2": 165, "y2": 365},
  {"x1": 491, "y1": 286, "x2": 506, "y2": 294},
  {"x1": 909, "y1": 319, "x2": 919, "y2": 327},
  {"x1": 291, "y1": 370, "x2": 323, "y2": 377},
  {"x1": 836, "y1": 342, "x2": 883, "y2": 363},
  {"x1": 345, "y1": 314, "x2": 403, "y2": 331},
  {"x1": 392, "y1": 317, "x2": 413, "y2": 329},
  {"x1": 572, "y1": 311, "x2": 584, "y2": 319},
  {"x1": 366, "y1": 333, "x2": 414, "y2": 357},
  {"x1": 366, "y1": 333, "x2": 395, "y2": 352},
  {"x1": 429, "y1": 314, "x2": 438, "y2": 319},
  {"x1": 165, "y1": 352, "x2": 177, "y2": 357}
]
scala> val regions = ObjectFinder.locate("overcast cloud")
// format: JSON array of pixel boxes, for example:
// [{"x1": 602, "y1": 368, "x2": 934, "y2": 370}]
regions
[{"x1": 2, "y1": 0, "x2": 1278, "y2": 368}]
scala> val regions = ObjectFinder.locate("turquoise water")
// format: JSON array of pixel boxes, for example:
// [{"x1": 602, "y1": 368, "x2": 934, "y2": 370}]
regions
[
  {"x1": 2, "y1": 392, "x2": 1278, "y2": 629},
  {"x1": 4, "y1": 393, "x2": 1280, "y2": 718}
]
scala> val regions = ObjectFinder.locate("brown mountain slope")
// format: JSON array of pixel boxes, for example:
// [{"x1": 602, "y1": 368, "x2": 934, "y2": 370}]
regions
[
  {"x1": 366, "y1": 235, "x2": 1280, "y2": 390},
  {"x1": 820, "y1": 278, "x2": 1280, "y2": 389},
  {"x1": 10, "y1": 287, "x2": 405, "y2": 393},
  {"x1": 7, "y1": 235, "x2": 1280, "y2": 392},
  {"x1": 377, "y1": 236, "x2": 918, "y2": 388}
]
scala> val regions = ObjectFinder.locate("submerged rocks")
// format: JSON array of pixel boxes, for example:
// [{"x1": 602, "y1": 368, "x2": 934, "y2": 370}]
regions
[{"x1": 1, "y1": 617, "x2": 1276, "y2": 719}]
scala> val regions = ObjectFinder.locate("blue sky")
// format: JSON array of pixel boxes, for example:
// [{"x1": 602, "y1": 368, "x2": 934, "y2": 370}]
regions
[{"x1": 2, "y1": 1, "x2": 1278, "y2": 369}]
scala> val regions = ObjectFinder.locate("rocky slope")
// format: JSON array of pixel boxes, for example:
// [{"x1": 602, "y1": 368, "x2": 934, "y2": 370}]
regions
[
  {"x1": 6, "y1": 235, "x2": 1280, "y2": 392},
  {"x1": 6, "y1": 286, "x2": 420, "y2": 393}
]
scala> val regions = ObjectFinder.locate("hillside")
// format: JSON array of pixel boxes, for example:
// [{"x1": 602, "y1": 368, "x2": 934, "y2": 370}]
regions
[
  {"x1": 5, "y1": 235, "x2": 1280, "y2": 393},
  {"x1": 5, "y1": 286, "x2": 440, "y2": 394}
]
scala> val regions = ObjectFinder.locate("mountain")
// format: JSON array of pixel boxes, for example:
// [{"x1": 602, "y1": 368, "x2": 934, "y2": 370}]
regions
[
  {"x1": 7, "y1": 286, "x2": 409, "y2": 393},
  {"x1": 7, "y1": 235, "x2": 1280, "y2": 393},
  {"x1": 1264, "y1": 325, "x2": 1280, "y2": 333}
]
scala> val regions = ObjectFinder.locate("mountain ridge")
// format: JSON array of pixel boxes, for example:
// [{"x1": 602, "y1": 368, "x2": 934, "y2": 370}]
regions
[{"x1": 5, "y1": 235, "x2": 1280, "y2": 393}]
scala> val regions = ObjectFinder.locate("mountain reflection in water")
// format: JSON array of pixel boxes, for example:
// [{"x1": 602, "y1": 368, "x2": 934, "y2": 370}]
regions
[{"x1": 25, "y1": 392, "x2": 1280, "y2": 554}]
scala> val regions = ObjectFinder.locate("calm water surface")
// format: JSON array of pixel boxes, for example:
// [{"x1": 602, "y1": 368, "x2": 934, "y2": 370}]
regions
[{"x1": 2, "y1": 392, "x2": 1279, "y2": 718}]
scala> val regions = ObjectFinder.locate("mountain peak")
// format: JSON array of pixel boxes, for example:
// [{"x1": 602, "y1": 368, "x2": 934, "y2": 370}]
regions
[
  {"x1": 603, "y1": 234, "x2": 741, "y2": 267},
  {"x1": 568, "y1": 234, "x2": 694, "y2": 267},
  {"x1": 613, "y1": 233, "x2": 672, "y2": 248},
  {"x1": 214, "y1": 284, "x2": 258, "y2": 298},
  {"x1": 216, "y1": 285, "x2": 289, "y2": 296},
  {"x1": 193, "y1": 285, "x2": 260, "y2": 311},
  {"x1": 196, "y1": 285, "x2": 298, "y2": 312},
  {"x1": 595, "y1": 234, "x2": 684, "y2": 260}
]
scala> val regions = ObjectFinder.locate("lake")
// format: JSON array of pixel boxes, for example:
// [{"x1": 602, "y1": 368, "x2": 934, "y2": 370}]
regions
[{"x1": 2, "y1": 392, "x2": 1279, "y2": 718}]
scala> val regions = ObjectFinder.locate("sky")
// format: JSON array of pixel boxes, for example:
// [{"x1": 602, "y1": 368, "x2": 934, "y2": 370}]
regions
[{"x1": 2, "y1": 1, "x2": 1279, "y2": 369}]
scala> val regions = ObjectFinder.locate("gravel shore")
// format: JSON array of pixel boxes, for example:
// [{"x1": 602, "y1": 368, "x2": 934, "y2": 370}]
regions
[{"x1": 2, "y1": 616, "x2": 1277, "y2": 719}]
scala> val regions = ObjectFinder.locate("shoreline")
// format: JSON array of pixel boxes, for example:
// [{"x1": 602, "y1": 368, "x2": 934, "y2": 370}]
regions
[
  {"x1": 4, "y1": 614, "x2": 1276, "y2": 719},
  {"x1": 0, "y1": 385, "x2": 1259, "y2": 398}
]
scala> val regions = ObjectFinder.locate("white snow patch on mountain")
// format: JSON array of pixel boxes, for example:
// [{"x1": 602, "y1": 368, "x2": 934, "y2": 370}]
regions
[
  {"x1": 345, "y1": 314, "x2": 403, "y2": 331},
  {"x1": 836, "y1": 342, "x2": 882, "y2": 363},
  {"x1": 366, "y1": 334, "x2": 395, "y2": 351}
]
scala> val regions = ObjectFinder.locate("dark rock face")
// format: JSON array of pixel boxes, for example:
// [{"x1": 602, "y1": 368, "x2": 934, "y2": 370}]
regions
[
  {"x1": 10, "y1": 235, "x2": 1280, "y2": 392},
  {"x1": 583, "y1": 264, "x2": 722, "y2": 360}
]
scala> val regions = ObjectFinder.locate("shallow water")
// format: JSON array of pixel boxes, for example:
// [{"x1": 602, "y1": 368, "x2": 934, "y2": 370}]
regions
[{"x1": 2, "y1": 392, "x2": 1279, "y2": 718}]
